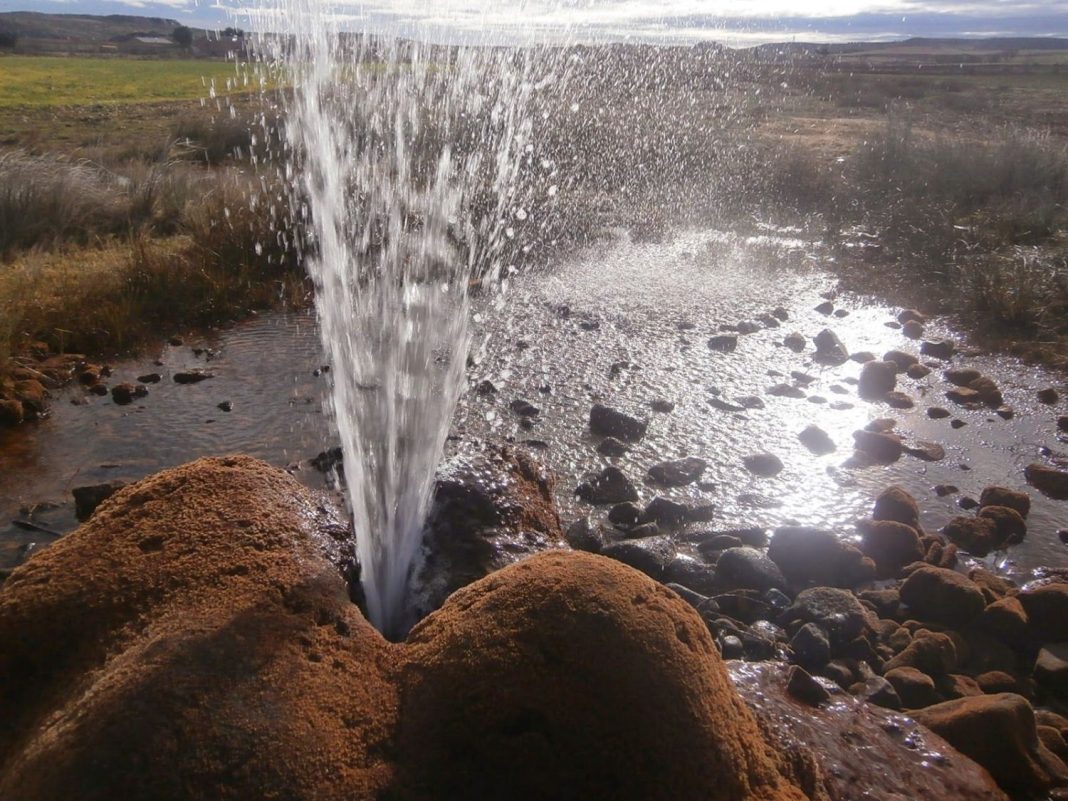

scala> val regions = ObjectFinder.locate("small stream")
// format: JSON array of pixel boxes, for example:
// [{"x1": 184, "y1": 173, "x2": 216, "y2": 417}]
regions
[{"x1": 2, "y1": 228, "x2": 1066, "y2": 577}]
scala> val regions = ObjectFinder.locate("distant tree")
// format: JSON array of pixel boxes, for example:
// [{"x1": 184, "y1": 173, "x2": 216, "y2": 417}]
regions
[
  {"x1": 0, "y1": 31, "x2": 18, "y2": 49},
  {"x1": 172, "y1": 25, "x2": 194, "y2": 49},
  {"x1": 221, "y1": 27, "x2": 245, "y2": 39}
]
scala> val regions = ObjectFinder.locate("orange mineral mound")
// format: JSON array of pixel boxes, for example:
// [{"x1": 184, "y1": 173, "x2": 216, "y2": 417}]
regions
[{"x1": 0, "y1": 455, "x2": 994, "y2": 801}]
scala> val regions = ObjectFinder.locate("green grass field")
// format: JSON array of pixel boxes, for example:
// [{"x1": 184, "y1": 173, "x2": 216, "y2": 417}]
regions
[{"x1": 0, "y1": 56, "x2": 261, "y2": 106}]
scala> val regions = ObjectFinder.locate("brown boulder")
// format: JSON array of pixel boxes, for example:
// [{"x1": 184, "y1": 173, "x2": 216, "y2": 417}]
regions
[
  {"x1": 883, "y1": 630, "x2": 958, "y2": 675},
  {"x1": 942, "y1": 515, "x2": 1002, "y2": 557},
  {"x1": 980, "y1": 596, "x2": 1031, "y2": 648},
  {"x1": 1034, "y1": 643, "x2": 1068, "y2": 697},
  {"x1": 1025, "y1": 463, "x2": 1068, "y2": 500},
  {"x1": 0, "y1": 399, "x2": 23, "y2": 427},
  {"x1": 732, "y1": 661, "x2": 1007, "y2": 801},
  {"x1": 914, "y1": 694, "x2": 1068, "y2": 797},
  {"x1": 978, "y1": 486, "x2": 1030, "y2": 519},
  {"x1": 900, "y1": 566, "x2": 986, "y2": 627},
  {"x1": 885, "y1": 665, "x2": 941, "y2": 709},
  {"x1": 858, "y1": 360, "x2": 897, "y2": 399},
  {"x1": 13, "y1": 378, "x2": 47, "y2": 418},
  {"x1": 0, "y1": 456, "x2": 811, "y2": 801},
  {"x1": 1018, "y1": 583, "x2": 1068, "y2": 642},
  {"x1": 852, "y1": 430, "x2": 903, "y2": 463},
  {"x1": 977, "y1": 505, "x2": 1026, "y2": 546},
  {"x1": 873, "y1": 485, "x2": 921, "y2": 528},
  {"x1": 857, "y1": 519, "x2": 924, "y2": 578},
  {"x1": 967, "y1": 376, "x2": 1003, "y2": 407}
]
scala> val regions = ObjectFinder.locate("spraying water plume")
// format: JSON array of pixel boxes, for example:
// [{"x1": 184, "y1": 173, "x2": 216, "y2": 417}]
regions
[{"x1": 261, "y1": 2, "x2": 547, "y2": 636}]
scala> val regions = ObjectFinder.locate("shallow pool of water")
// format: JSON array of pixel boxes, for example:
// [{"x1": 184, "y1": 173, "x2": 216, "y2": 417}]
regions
[{"x1": 2, "y1": 228, "x2": 1066, "y2": 578}]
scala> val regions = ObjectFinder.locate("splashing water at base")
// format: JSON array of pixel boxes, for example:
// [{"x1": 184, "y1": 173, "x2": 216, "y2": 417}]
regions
[{"x1": 261, "y1": 3, "x2": 545, "y2": 636}]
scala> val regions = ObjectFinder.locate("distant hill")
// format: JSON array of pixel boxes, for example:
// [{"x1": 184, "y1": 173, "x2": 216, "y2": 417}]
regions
[
  {"x1": 752, "y1": 36, "x2": 1068, "y2": 56},
  {"x1": 0, "y1": 12, "x2": 182, "y2": 41},
  {"x1": 0, "y1": 11, "x2": 244, "y2": 57}
]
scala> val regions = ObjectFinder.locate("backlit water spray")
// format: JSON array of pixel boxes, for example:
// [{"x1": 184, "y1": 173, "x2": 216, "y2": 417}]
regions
[{"x1": 261, "y1": 2, "x2": 545, "y2": 636}]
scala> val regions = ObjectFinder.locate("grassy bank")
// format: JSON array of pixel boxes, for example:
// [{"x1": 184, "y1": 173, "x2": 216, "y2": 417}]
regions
[
  {"x1": 0, "y1": 55, "x2": 257, "y2": 106},
  {"x1": 0, "y1": 146, "x2": 303, "y2": 375},
  {"x1": 2, "y1": 46, "x2": 1067, "y2": 390}
]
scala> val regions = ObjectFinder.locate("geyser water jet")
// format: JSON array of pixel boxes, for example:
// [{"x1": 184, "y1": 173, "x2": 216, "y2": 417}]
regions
[{"x1": 262, "y1": 1, "x2": 544, "y2": 636}]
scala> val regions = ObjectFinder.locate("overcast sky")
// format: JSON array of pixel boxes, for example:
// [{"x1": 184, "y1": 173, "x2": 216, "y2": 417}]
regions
[{"x1": 3, "y1": 0, "x2": 1068, "y2": 45}]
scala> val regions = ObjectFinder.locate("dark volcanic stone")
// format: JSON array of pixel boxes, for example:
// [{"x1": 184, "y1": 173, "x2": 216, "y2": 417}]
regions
[
  {"x1": 858, "y1": 360, "x2": 897, "y2": 399},
  {"x1": 575, "y1": 466, "x2": 639, "y2": 505},
  {"x1": 813, "y1": 329, "x2": 849, "y2": 365},
  {"x1": 768, "y1": 526, "x2": 874, "y2": 589},
  {"x1": 597, "y1": 437, "x2": 628, "y2": 457},
  {"x1": 743, "y1": 453, "x2": 783, "y2": 477},
  {"x1": 110, "y1": 383, "x2": 147, "y2": 405},
  {"x1": 706, "y1": 334, "x2": 739, "y2": 352},
  {"x1": 798, "y1": 425, "x2": 836, "y2": 455},
  {"x1": 1037, "y1": 388, "x2": 1060, "y2": 404},
  {"x1": 713, "y1": 547, "x2": 787, "y2": 594},
  {"x1": 944, "y1": 368, "x2": 981, "y2": 386},
  {"x1": 589, "y1": 404, "x2": 648, "y2": 441},
  {"x1": 647, "y1": 457, "x2": 707, "y2": 487},
  {"x1": 608, "y1": 502, "x2": 643, "y2": 526},
  {"x1": 173, "y1": 370, "x2": 214, "y2": 384},
  {"x1": 72, "y1": 481, "x2": 127, "y2": 522},
  {"x1": 920, "y1": 340, "x2": 955, "y2": 360},
  {"x1": 599, "y1": 535, "x2": 675, "y2": 581},
  {"x1": 766, "y1": 383, "x2": 805, "y2": 399},
  {"x1": 509, "y1": 399, "x2": 540, "y2": 418},
  {"x1": 643, "y1": 496, "x2": 690, "y2": 526},
  {"x1": 564, "y1": 518, "x2": 605, "y2": 553},
  {"x1": 786, "y1": 665, "x2": 831, "y2": 707},
  {"x1": 790, "y1": 623, "x2": 831, "y2": 670},
  {"x1": 784, "y1": 586, "x2": 870, "y2": 643}
]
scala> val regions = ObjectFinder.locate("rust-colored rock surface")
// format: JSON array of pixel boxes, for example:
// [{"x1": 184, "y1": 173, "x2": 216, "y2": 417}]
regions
[
  {"x1": 0, "y1": 455, "x2": 395, "y2": 801},
  {"x1": 397, "y1": 551, "x2": 805, "y2": 801},
  {"x1": 913, "y1": 693, "x2": 1068, "y2": 797},
  {"x1": 0, "y1": 456, "x2": 806, "y2": 801},
  {"x1": 730, "y1": 661, "x2": 1009, "y2": 801}
]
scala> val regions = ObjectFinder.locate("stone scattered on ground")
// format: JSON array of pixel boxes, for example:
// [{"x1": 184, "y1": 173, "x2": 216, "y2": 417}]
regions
[
  {"x1": 813, "y1": 329, "x2": 849, "y2": 365},
  {"x1": 647, "y1": 457, "x2": 707, "y2": 487},
  {"x1": 71, "y1": 481, "x2": 127, "y2": 521},
  {"x1": 798, "y1": 425, "x2": 836, "y2": 455},
  {"x1": 921, "y1": 339, "x2": 956, "y2": 360},
  {"x1": 576, "y1": 466, "x2": 639, "y2": 505},
  {"x1": 173, "y1": 369, "x2": 214, "y2": 384},
  {"x1": 589, "y1": 404, "x2": 648, "y2": 441},
  {"x1": 1037, "y1": 388, "x2": 1060, "y2": 405},
  {"x1": 744, "y1": 453, "x2": 784, "y2": 477},
  {"x1": 1025, "y1": 463, "x2": 1068, "y2": 500}
]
